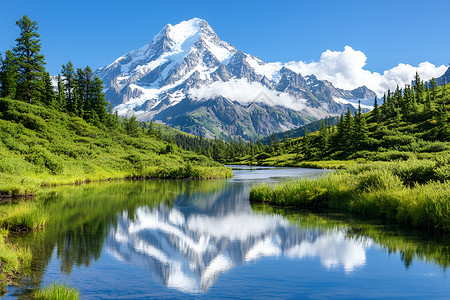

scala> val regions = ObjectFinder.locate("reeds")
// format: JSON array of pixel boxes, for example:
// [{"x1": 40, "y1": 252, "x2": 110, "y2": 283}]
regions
[{"x1": 250, "y1": 161, "x2": 450, "y2": 231}]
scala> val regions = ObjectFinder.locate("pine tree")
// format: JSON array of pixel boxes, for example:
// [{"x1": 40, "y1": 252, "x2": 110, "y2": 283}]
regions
[
  {"x1": 413, "y1": 72, "x2": 423, "y2": 104},
  {"x1": 76, "y1": 66, "x2": 94, "y2": 119},
  {"x1": 373, "y1": 95, "x2": 379, "y2": 121},
  {"x1": 61, "y1": 61, "x2": 76, "y2": 113},
  {"x1": 352, "y1": 101, "x2": 369, "y2": 147},
  {"x1": 91, "y1": 76, "x2": 108, "y2": 124},
  {"x1": 125, "y1": 116, "x2": 139, "y2": 137},
  {"x1": 0, "y1": 50, "x2": 19, "y2": 99},
  {"x1": 56, "y1": 74, "x2": 66, "y2": 111},
  {"x1": 429, "y1": 78, "x2": 438, "y2": 103},
  {"x1": 13, "y1": 15, "x2": 46, "y2": 104},
  {"x1": 343, "y1": 107, "x2": 354, "y2": 147},
  {"x1": 40, "y1": 71, "x2": 55, "y2": 107},
  {"x1": 147, "y1": 120, "x2": 155, "y2": 136},
  {"x1": 333, "y1": 114, "x2": 345, "y2": 149}
]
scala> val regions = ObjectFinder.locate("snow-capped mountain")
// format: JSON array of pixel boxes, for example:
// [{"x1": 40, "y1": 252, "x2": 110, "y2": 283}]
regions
[
  {"x1": 95, "y1": 18, "x2": 376, "y2": 138},
  {"x1": 437, "y1": 66, "x2": 450, "y2": 85}
]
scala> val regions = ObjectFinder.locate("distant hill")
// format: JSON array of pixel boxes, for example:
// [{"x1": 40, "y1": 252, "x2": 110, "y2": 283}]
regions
[{"x1": 260, "y1": 116, "x2": 340, "y2": 145}]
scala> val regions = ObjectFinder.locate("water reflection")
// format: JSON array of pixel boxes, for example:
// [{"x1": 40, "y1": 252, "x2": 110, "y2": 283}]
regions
[
  {"x1": 9, "y1": 168, "x2": 450, "y2": 299},
  {"x1": 106, "y1": 183, "x2": 370, "y2": 293}
]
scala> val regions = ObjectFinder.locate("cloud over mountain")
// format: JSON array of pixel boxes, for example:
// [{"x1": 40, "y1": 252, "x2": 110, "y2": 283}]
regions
[
  {"x1": 187, "y1": 79, "x2": 306, "y2": 111},
  {"x1": 285, "y1": 46, "x2": 447, "y2": 96}
]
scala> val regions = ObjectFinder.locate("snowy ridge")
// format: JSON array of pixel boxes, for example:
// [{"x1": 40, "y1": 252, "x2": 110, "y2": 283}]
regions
[{"x1": 95, "y1": 18, "x2": 376, "y2": 138}]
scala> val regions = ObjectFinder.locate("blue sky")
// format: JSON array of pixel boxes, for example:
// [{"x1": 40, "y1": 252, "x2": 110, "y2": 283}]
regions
[{"x1": 1, "y1": 0, "x2": 449, "y2": 82}]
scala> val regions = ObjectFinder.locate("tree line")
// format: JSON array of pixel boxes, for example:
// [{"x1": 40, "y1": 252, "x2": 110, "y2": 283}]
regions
[{"x1": 0, "y1": 15, "x2": 116, "y2": 127}]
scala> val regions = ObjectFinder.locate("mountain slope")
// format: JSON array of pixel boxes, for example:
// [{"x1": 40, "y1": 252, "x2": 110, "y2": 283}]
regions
[
  {"x1": 95, "y1": 18, "x2": 376, "y2": 139},
  {"x1": 437, "y1": 66, "x2": 450, "y2": 85}
]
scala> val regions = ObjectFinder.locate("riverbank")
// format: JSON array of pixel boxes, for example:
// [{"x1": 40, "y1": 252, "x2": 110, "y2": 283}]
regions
[
  {"x1": 250, "y1": 160, "x2": 450, "y2": 231},
  {"x1": 0, "y1": 229, "x2": 32, "y2": 295},
  {"x1": 0, "y1": 165, "x2": 232, "y2": 198},
  {"x1": 0, "y1": 97, "x2": 233, "y2": 198}
]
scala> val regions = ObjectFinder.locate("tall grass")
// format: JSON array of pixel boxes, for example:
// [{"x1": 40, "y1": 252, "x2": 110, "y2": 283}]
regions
[
  {"x1": 35, "y1": 283, "x2": 80, "y2": 300},
  {"x1": 0, "y1": 228, "x2": 32, "y2": 294},
  {"x1": 250, "y1": 160, "x2": 450, "y2": 231},
  {"x1": 0, "y1": 200, "x2": 47, "y2": 231}
]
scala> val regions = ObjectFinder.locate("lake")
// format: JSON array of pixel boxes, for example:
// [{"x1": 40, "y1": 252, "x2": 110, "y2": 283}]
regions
[{"x1": 5, "y1": 166, "x2": 450, "y2": 299}]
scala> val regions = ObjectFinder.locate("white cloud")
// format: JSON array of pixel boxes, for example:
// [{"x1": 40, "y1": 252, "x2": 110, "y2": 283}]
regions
[
  {"x1": 285, "y1": 46, "x2": 447, "y2": 96},
  {"x1": 187, "y1": 78, "x2": 306, "y2": 111}
]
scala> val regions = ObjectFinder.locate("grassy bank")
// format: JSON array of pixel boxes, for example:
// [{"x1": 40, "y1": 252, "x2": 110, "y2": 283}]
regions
[
  {"x1": 250, "y1": 159, "x2": 450, "y2": 231},
  {"x1": 0, "y1": 97, "x2": 232, "y2": 197},
  {"x1": 0, "y1": 229, "x2": 32, "y2": 295},
  {"x1": 0, "y1": 200, "x2": 46, "y2": 295}
]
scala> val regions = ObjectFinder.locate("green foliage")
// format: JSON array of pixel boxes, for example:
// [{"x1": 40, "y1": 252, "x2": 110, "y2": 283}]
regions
[
  {"x1": 0, "y1": 50, "x2": 19, "y2": 99},
  {"x1": 0, "y1": 200, "x2": 47, "y2": 231},
  {"x1": 0, "y1": 98, "x2": 231, "y2": 196},
  {"x1": 13, "y1": 15, "x2": 46, "y2": 104},
  {"x1": 0, "y1": 228, "x2": 32, "y2": 295},
  {"x1": 35, "y1": 283, "x2": 80, "y2": 300}
]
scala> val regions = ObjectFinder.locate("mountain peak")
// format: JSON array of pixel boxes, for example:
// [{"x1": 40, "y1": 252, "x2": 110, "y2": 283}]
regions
[{"x1": 165, "y1": 18, "x2": 207, "y2": 45}]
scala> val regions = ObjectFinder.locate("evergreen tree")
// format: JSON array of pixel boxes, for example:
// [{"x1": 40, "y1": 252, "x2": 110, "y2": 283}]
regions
[
  {"x1": 76, "y1": 66, "x2": 94, "y2": 118},
  {"x1": 91, "y1": 76, "x2": 108, "y2": 123},
  {"x1": 125, "y1": 116, "x2": 140, "y2": 137},
  {"x1": 413, "y1": 72, "x2": 423, "y2": 103},
  {"x1": 40, "y1": 71, "x2": 55, "y2": 107},
  {"x1": 61, "y1": 61, "x2": 76, "y2": 113},
  {"x1": 333, "y1": 114, "x2": 345, "y2": 148},
  {"x1": 13, "y1": 15, "x2": 46, "y2": 104},
  {"x1": 343, "y1": 107, "x2": 354, "y2": 147},
  {"x1": 147, "y1": 120, "x2": 155, "y2": 136},
  {"x1": 373, "y1": 95, "x2": 379, "y2": 121},
  {"x1": 56, "y1": 74, "x2": 66, "y2": 111},
  {"x1": 0, "y1": 50, "x2": 19, "y2": 99},
  {"x1": 429, "y1": 78, "x2": 438, "y2": 103},
  {"x1": 353, "y1": 100, "x2": 369, "y2": 147}
]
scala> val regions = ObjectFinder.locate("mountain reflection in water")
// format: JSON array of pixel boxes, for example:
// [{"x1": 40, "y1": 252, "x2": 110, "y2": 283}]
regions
[{"x1": 106, "y1": 183, "x2": 370, "y2": 293}]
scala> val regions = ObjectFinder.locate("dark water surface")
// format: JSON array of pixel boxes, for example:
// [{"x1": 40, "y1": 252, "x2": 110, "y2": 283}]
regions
[{"x1": 6, "y1": 166, "x2": 450, "y2": 299}]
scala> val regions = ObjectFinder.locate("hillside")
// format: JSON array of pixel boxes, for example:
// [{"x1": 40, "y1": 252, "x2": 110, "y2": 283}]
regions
[
  {"x1": 231, "y1": 77, "x2": 450, "y2": 166},
  {"x1": 0, "y1": 98, "x2": 231, "y2": 197},
  {"x1": 259, "y1": 116, "x2": 340, "y2": 145}
]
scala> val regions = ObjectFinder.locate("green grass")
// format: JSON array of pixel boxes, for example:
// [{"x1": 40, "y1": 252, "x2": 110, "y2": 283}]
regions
[
  {"x1": 0, "y1": 228, "x2": 32, "y2": 295},
  {"x1": 250, "y1": 160, "x2": 450, "y2": 231},
  {"x1": 35, "y1": 283, "x2": 80, "y2": 300},
  {"x1": 0, "y1": 97, "x2": 232, "y2": 197},
  {"x1": 0, "y1": 200, "x2": 47, "y2": 231}
]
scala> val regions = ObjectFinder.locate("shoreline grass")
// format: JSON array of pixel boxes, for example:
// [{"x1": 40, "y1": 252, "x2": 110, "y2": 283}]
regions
[
  {"x1": 35, "y1": 282, "x2": 80, "y2": 300},
  {"x1": 250, "y1": 160, "x2": 450, "y2": 231},
  {"x1": 0, "y1": 228, "x2": 32, "y2": 295},
  {"x1": 0, "y1": 97, "x2": 232, "y2": 198},
  {"x1": 0, "y1": 165, "x2": 232, "y2": 199}
]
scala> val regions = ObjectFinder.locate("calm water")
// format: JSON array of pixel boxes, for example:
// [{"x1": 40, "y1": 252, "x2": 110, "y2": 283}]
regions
[{"x1": 5, "y1": 166, "x2": 450, "y2": 299}]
